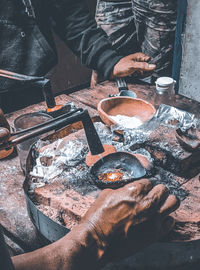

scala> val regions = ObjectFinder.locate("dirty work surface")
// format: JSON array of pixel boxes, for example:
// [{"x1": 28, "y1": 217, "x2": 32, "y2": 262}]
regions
[
  {"x1": 1, "y1": 81, "x2": 200, "y2": 270},
  {"x1": 30, "y1": 121, "x2": 200, "y2": 243}
]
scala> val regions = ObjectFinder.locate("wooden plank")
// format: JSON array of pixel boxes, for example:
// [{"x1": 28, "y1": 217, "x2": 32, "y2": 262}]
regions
[{"x1": 69, "y1": 81, "x2": 200, "y2": 117}]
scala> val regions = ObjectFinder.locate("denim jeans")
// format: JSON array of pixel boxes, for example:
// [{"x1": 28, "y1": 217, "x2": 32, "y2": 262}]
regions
[{"x1": 95, "y1": 0, "x2": 178, "y2": 77}]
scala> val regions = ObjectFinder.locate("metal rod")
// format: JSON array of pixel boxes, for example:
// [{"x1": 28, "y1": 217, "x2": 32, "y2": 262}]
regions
[
  {"x1": 0, "y1": 69, "x2": 42, "y2": 82},
  {"x1": 0, "y1": 111, "x2": 84, "y2": 149},
  {"x1": 11, "y1": 108, "x2": 82, "y2": 136},
  {"x1": 149, "y1": 47, "x2": 172, "y2": 64},
  {"x1": 0, "y1": 109, "x2": 105, "y2": 156}
]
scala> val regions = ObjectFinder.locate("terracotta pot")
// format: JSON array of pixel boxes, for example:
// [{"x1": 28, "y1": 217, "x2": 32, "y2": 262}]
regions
[{"x1": 97, "y1": 96, "x2": 156, "y2": 128}]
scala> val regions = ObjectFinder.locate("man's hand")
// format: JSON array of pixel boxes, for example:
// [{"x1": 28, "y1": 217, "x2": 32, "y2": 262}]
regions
[
  {"x1": 111, "y1": 53, "x2": 156, "y2": 78},
  {"x1": 12, "y1": 180, "x2": 179, "y2": 270},
  {"x1": 90, "y1": 53, "x2": 156, "y2": 88},
  {"x1": 80, "y1": 179, "x2": 179, "y2": 264}
]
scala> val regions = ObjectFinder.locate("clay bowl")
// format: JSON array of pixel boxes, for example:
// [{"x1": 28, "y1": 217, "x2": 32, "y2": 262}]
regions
[
  {"x1": 90, "y1": 152, "x2": 146, "y2": 189},
  {"x1": 97, "y1": 96, "x2": 156, "y2": 128}
]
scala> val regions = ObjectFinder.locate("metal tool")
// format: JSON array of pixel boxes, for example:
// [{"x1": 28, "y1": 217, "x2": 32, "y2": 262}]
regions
[
  {"x1": 116, "y1": 78, "x2": 137, "y2": 98},
  {"x1": 0, "y1": 108, "x2": 105, "y2": 157},
  {"x1": 0, "y1": 69, "x2": 63, "y2": 115}
]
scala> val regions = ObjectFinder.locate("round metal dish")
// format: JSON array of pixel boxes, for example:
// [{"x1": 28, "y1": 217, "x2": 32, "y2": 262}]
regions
[{"x1": 90, "y1": 152, "x2": 146, "y2": 189}]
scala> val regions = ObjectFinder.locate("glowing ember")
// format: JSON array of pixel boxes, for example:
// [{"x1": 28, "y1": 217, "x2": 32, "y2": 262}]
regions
[{"x1": 98, "y1": 170, "x2": 123, "y2": 182}]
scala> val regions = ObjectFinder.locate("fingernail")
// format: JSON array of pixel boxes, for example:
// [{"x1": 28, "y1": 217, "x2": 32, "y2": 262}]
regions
[{"x1": 148, "y1": 64, "x2": 156, "y2": 68}]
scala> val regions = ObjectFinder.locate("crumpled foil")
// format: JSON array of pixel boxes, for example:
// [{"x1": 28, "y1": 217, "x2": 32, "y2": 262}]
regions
[
  {"x1": 94, "y1": 122, "x2": 113, "y2": 145},
  {"x1": 155, "y1": 104, "x2": 200, "y2": 131},
  {"x1": 30, "y1": 139, "x2": 87, "y2": 181},
  {"x1": 112, "y1": 104, "x2": 200, "y2": 146}
]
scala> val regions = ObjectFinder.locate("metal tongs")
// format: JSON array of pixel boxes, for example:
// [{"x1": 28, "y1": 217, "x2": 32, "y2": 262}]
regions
[
  {"x1": 0, "y1": 108, "x2": 105, "y2": 156},
  {"x1": 0, "y1": 69, "x2": 69, "y2": 117}
]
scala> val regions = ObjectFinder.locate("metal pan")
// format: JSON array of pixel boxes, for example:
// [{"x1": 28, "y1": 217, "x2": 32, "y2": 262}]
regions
[
  {"x1": 90, "y1": 152, "x2": 146, "y2": 189},
  {"x1": 23, "y1": 143, "x2": 69, "y2": 242}
]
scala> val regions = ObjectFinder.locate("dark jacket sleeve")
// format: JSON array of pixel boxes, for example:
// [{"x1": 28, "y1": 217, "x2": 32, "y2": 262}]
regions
[{"x1": 48, "y1": 0, "x2": 123, "y2": 79}]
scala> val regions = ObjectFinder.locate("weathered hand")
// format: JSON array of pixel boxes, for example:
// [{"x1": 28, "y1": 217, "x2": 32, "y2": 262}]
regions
[
  {"x1": 81, "y1": 179, "x2": 179, "y2": 263},
  {"x1": 12, "y1": 179, "x2": 180, "y2": 270},
  {"x1": 111, "y1": 53, "x2": 156, "y2": 78}
]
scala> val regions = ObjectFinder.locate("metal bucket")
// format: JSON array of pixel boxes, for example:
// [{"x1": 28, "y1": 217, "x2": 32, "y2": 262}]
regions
[
  {"x1": 23, "y1": 113, "x2": 102, "y2": 242},
  {"x1": 23, "y1": 130, "x2": 70, "y2": 242}
]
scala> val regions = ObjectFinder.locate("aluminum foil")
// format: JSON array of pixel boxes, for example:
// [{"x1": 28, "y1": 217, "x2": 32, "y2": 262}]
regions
[
  {"x1": 30, "y1": 139, "x2": 87, "y2": 181},
  {"x1": 114, "y1": 104, "x2": 200, "y2": 146},
  {"x1": 94, "y1": 122, "x2": 113, "y2": 145},
  {"x1": 155, "y1": 104, "x2": 200, "y2": 131}
]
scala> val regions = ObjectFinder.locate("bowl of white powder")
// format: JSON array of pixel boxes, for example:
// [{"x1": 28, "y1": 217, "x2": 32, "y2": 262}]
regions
[{"x1": 97, "y1": 96, "x2": 156, "y2": 130}]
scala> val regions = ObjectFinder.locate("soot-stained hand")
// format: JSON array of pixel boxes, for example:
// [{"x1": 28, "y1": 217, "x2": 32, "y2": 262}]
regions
[
  {"x1": 81, "y1": 179, "x2": 179, "y2": 263},
  {"x1": 111, "y1": 52, "x2": 156, "y2": 78}
]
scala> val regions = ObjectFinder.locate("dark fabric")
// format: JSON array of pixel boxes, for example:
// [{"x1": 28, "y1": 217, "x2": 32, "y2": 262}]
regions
[
  {"x1": 0, "y1": 0, "x2": 123, "y2": 111},
  {"x1": 0, "y1": 85, "x2": 44, "y2": 114},
  {"x1": 0, "y1": 226, "x2": 15, "y2": 270},
  {"x1": 95, "y1": 0, "x2": 178, "y2": 77},
  {"x1": 0, "y1": 1, "x2": 57, "y2": 93},
  {"x1": 46, "y1": 0, "x2": 122, "y2": 79}
]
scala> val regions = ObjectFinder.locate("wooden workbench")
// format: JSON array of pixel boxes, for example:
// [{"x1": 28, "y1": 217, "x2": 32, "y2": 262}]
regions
[{"x1": 1, "y1": 81, "x2": 200, "y2": 269}]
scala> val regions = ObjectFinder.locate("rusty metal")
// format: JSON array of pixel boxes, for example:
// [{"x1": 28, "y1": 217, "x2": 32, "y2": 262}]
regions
[{"x1": 0, "y1": 109, "x2": 105, "y2": 156}]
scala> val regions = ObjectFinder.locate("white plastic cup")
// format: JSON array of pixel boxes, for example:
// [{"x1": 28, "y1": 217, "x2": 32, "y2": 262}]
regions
[{"x1": 155, "y1": 77, "x2": 176, "y2": 95}]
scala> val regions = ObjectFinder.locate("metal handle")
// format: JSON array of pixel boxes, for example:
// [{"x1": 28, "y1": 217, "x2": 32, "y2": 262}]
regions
[
  {"x1": 0, "y1": 69, "x2": 56, "y2": 109},
  {"x1": 81, "y1": 110, "x2": 104, "y2": 155},
  {"x1": 0, "y1": 109, "x2": 104, "y2": 156},
  {"x1": 116, "y1": 78, "x2": 129, "y2": 92}
]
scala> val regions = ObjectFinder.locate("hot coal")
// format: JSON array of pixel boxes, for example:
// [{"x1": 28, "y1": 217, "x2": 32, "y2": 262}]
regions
[{"x1": 98, "y1": 169, "x2": 129, "y2": 182}]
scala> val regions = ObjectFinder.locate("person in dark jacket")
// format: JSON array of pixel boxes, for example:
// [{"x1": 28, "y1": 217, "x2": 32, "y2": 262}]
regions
[
  {"x1": 0, "y1": 0, "x2": 155, "y2": 113},
  {"x1": 91, "y1": 0, "x2": 177, "y2": 86}
]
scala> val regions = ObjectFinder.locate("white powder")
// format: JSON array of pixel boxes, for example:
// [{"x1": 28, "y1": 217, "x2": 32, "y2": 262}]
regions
[{"x1": 110, "y1": 114, "x2": 143, "y2": 129}]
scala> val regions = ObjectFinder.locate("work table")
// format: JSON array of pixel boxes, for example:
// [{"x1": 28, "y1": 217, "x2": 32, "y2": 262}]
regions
[{"x1": 1, "y1": 81, "x2": 200, "y2": 269}]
